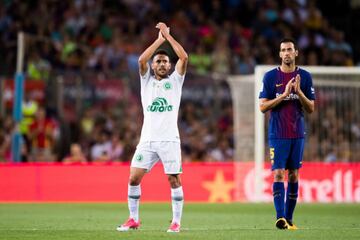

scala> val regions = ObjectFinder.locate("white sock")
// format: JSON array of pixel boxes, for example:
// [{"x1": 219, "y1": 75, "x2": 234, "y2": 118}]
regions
[
  {"x1": 128, "y1": 184, "x2": 141, "y2": 222},
  {"x1": 171, "y1": 186, "x2": 184, "y2": 224}
]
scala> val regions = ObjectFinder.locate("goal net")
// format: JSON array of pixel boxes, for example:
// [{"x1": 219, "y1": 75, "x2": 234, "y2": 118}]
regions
[{"x1": 227, "y1": 66, "x2": 360, "y2": 202}]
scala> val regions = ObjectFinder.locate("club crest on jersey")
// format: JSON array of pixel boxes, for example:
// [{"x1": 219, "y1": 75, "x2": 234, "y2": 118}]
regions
[
  {"x1": 135, "y1": 154, "x2": 143, "y2": 162},
  {"x1": 311, "y1": 87, "x2": 315, "y2": 94},
  {"x1": 164, "y1": 82, "x2": 172, "y2": 90},
  {"x1": 147, "y1": 97, "x2": 173, "y2": 112}
]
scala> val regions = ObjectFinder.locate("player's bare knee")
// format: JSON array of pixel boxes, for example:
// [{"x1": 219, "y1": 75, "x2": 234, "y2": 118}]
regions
[
  {"x1": 274, "y1": 170, "x2": 285, "y2": 182},
  {"x1": 274, "y1": 175, "x2": 285, "y2": 182},
  {"x1": 288, "y1": 170, "x2": 299, "y2": 182},
  {"x1": 129, "y1": 175, "x2": 142, "y2": 186},
  {"x1": 168, "y1": 174, "x2": 181, "y2": 188}
]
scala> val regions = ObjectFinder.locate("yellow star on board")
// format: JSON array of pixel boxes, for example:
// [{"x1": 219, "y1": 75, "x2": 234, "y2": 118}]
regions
[{"x1": 202, "y1": 170, "x2": 235, "y2": 203}]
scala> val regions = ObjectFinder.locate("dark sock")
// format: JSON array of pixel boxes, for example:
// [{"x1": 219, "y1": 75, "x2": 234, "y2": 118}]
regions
[
  {"x1": 285, "y1": 182, "x2": 299, "y2": 221},
  {"x1": 273, "y1": 182, "x2": 285, "y2": 219}
]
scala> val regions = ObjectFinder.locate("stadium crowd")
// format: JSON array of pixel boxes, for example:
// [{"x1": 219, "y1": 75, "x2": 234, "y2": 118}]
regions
[
  {"x1": 1, "y1": 0, "x2": 357, "y2": 77},
  {"x1": 0, "y1": 0, "x2": 359, "y2": 163}
]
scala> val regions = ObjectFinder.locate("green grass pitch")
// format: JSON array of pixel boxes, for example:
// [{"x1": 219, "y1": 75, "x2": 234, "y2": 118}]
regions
[{"x1": 0, "y1": 203, "x2": 359, "y2": 240}]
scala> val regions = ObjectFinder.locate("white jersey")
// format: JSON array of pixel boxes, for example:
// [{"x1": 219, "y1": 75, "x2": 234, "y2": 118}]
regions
[{"x1": 139, "y1": 65, "x2": 185, "y2": 143}]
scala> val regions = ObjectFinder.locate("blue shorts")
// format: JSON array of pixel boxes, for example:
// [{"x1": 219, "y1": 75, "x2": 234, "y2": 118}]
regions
[{"x1": 269, "y1": 138, "x2": 305, "y2": 170}]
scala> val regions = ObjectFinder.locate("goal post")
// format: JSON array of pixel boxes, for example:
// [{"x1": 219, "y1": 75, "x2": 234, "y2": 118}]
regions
[{"x1": 228, "y1": 65, "x2": 360, "y2": 202}]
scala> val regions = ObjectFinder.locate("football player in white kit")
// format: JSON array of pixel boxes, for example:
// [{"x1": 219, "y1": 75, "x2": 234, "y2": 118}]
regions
[{"x1": 117, "y1": 22, "x2": 188, "y2": 233}]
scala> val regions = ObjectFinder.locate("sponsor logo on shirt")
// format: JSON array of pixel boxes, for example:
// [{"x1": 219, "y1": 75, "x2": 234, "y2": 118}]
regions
[
  {"x1": 276, "y1": 83, "x2": 283, "y2": 87},
  {"x1": 276, "y1": 93, "x2": 299, "y2": 100},
  {"x1": 147, "y1": 97, "x2": 173, "y2": 112}
]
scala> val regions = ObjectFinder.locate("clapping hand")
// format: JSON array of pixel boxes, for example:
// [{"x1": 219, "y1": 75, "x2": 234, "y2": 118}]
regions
[{"x1": 156, "y1": 22, "x2": 170, "y2": 39}]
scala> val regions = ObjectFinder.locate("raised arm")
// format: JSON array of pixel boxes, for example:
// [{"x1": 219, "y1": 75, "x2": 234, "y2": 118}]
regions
[
  {"x1": 156, "y1": 22, "x2": 188, "y2": 76},
  {"x1": 138, "y1": 31, "x2": 166, "y2": 76}
]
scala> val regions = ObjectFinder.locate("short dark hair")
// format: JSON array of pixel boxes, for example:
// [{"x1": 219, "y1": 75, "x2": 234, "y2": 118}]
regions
[
  {"x1": 280, "y1": 38, "x2": 297, "y2": 50},
  {"x1": 152, "y1": 49, "x2": 170, "y2": 59}
]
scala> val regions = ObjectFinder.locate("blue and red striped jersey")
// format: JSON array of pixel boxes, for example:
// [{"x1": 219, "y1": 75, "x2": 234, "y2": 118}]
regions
[{"x1": 259, "y1": 67, "x2": 315, "y2": 139}]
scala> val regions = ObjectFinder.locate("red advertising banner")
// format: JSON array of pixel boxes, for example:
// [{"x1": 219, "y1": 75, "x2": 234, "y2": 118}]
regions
[
  {"x1": 234, "y1": 162, "x2": 360, "y2": 203},
  {"x1": 0, "y1": 162, "x2": 359, "y2": 203},
  {"x1": 0, "y1": 162, "x2": 235, "y2": 202},
  {"x1": 3, "y1": 80, "x2": 45, "y2": 106}
]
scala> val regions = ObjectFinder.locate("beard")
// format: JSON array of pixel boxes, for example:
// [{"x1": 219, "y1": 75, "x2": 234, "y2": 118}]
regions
[
  {"x1": 283, "y1": 57, "x2": 293, "y2": 66},
  {"x1": 155, "y1": 68, "x2": 169, "y2": 78}
]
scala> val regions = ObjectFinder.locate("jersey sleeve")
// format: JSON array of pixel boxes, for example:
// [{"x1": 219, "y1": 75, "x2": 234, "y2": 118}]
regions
[
  {"x1": 259, "y1": 72, "x2": 272, "y2": 99},
  {"x1": 140, "y1": 64, "x2": 151, "y2": 92},
  {"x1": 303, "y1": 71, "x2": 316, "y2": 100},
  {"x1": 170, "y1": 69, "x2": 185, "y2": 89}
]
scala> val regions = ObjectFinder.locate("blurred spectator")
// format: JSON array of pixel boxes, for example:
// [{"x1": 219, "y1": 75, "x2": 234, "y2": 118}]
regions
[
  {"x1": 62, "y1": 143, "x2": 87, "y2": 164},
  {"x1": 90, "y1": 130, "x2": 111, "y2": 162},
  {"x1": 26, "y1": 51, "x2": 51, "y2": 81},
  {"x1": 304, "y1": 1, "x2": 324, "y2": 31},
  {"x1": 19, "y1": 93, "x2": 39, "y2": 160},
  {"x1": 208, "y1": 138, "x2": 234, "y2": 162},
  {"x1": 324, "y1": 148, "x2": 337, "y2": 163},
  {"x1": 80, "y1": 108, "x2": 95, "y2": 139},
  {"x1": 233, "y1": 48, "x2": 257, "y2": 74},
  {"x1": 211, "y1": 36, "x2": 231, "y2": 76},
  {"x1": 306, "y1": 51, "x2": 319, "y2": 65},
  {"x1": 29, "y1": 107, "x2": 58, "y2": 162},
  {"x1": 189, "y1": 45, "x2": 212, "y2": 75},
  {"x1": 0, "y1": 130, "x2": 10, "y2": 162},
  {"x1": 109, "y1": 133, "x2": 124, "y2": 162},
  {"x1": 0, "y1": 116, "x2": 13, "y2": 162}
]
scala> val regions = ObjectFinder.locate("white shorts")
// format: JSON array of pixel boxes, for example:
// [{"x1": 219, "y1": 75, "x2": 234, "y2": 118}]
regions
[{"x1": 131, "y1": 141, "x2": 182, "y2": 174}]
